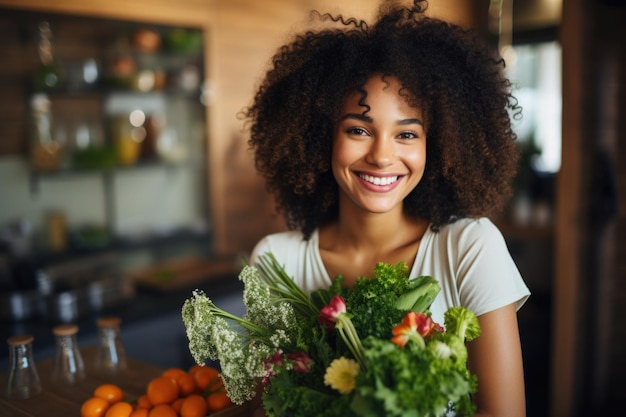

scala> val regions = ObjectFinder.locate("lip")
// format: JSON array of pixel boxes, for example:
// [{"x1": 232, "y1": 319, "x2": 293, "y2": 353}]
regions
[{"x1": 354, "y1": 171, "x2": 404, "y2": 192}]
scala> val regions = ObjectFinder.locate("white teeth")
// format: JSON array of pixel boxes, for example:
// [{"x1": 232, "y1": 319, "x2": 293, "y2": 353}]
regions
[{"x1": 359, "y1": 174, "x2": 398, "y2": 186}]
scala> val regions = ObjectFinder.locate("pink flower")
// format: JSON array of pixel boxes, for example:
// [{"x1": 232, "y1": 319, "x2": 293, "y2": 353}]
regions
[
  {"x1": 319, "y1": 295, "x2": 347, "y2": 330},
  {"x1": 261, "y1": 350, "x2": 283, "y2": 385},
  {"x1": 391, "y1": 312, "x2": 443, "y2": 348},
  {"x1": 286, "y1": 352, "x2": 312, "y2": 373}
]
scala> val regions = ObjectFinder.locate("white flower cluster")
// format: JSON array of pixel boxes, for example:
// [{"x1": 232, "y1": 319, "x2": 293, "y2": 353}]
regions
[
  {"x1": 182, "y1": 290, "x2": 220, "y2": 362},
  {"x1": 240, "y1": 265, "x2": 299, "y2": 346},
  {"x1": 181, "y1": 265, "x2": 301, "y2": 405},
  {"x1": 182, "y1": 290, "x2": 262, "y2": 404},
  {"x1": 240, "y1": 264, "x2": 271, "y2": 318}
]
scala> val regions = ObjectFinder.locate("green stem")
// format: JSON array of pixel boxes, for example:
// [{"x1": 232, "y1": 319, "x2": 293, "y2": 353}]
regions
[
  {"x1": 256, "y1": 253, "x2": 319, "y2": 317},
  {"x1": 410, "y1": 332, "x2": 426, "y2": 349},
  {"x1": 210, "y1": 306, "x2": 268, "y2": 336},
  {"x1": 336, "y1": 315, "x2": 367, "y2": 371}
]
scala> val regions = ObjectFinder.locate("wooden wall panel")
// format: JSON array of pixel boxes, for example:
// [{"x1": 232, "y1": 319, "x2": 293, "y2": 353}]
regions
[
  {"x1": 0, "y1": 15, "x2": 31, "y2": 155},
  {"x1": 551, "y1": 0, "x2": 585, "y2": 414},
  {"x1": 583, "y1": 2, "x2": 626, "y2": 412},
  {"x1": 0, "y1": 0, "x2": 214, "y2": 26},
  {"x1": 554, "y1": 0, "x2": 626, "y2": 415}
]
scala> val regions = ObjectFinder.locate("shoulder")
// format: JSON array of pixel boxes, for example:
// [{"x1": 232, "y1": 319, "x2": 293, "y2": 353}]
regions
[
  {"x1": 439, "y1": 217, "x2": 502, "y2": 238},
  {"x1": 436, "y1": 217, "x2": 529, "y2": 315},
  {"x1": 420, "y1": 217, "x2": 509, "y2": 272},
  {"x1": 434, "y1": 217, "x2": 506, "y2": 251},
  {"x1": 250, "y1": 230, "x2": 310, "y2": 264},
  {"x1": 249, "y1": 229, "x2": 331, "y2": 292}
]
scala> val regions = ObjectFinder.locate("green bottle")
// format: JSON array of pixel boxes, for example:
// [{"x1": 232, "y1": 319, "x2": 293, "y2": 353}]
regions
[{"x1": 34, "y1": 21, "x2": 64, "y2": 90}]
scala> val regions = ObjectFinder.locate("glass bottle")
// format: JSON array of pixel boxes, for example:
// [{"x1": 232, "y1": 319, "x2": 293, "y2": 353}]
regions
[
  {"x1": 5, "y1": 335, "x2": 42, "y2": 400},
  {"x1": 30, "y1": 93, "x2": 63, "y2": 172},
  {"x1": 51, "y1": 324, "x2": 85, "y2": 384},
  {"x1": 34, "y1": 21, "x2": 63, "y2": 90},
  {"x1": 94, "y1": 316, "x2": 127, "y2": 374}
]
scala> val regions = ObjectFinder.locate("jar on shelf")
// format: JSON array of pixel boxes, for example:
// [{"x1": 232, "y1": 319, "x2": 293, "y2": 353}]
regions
[
  {"x1": 30, "y1": 94, "x2": 64, "y2": 172},
  {"x1": 5, "y1": 335, "x2": 42, "y2": 400},
  {"x1": 112, "y1": 110, "x2": 146, "y2": 166},
  {"x1": 45, "y1": 210, "x2": 67, "y2": 253},
  {"x1": 94, "y1": 316, "x2": 127, "y2": 375},
  {"x1": 156, "y1": 117, "x2": 187, "y2": 163},
  {"x1": 51, "y1": 324, "x2": 85, "y2": 384}
]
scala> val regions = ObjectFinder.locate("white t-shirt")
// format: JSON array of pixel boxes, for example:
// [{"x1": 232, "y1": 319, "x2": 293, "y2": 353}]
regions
[{"x1": 250, "y1": 217, "x2": 530, "y2": 324}]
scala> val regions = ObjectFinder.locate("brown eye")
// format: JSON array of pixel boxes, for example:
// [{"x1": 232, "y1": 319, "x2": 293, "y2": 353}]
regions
[
  {"x1": 398, "y1": 131, "x2": 419, "y2": 140},
  {"x1": 347, "y1": 127, "x2": 368, "y2": 136}
]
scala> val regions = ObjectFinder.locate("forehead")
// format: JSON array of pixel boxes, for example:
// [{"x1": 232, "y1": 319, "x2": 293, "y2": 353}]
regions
[{"x1": 341, "y1": 75, "x2": 423, "y2": 116}]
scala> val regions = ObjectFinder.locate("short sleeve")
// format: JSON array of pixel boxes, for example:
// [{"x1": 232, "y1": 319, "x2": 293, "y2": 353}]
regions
[
  {"x1": 454, "y1": 219, "x2": 530, "y2": 316},
  {"x1": 416, "y1": 218, "x2": 531, "y2": 323}
]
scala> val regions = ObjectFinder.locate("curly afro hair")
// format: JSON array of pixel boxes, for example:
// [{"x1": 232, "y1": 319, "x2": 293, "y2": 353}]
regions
[{"x1": 244, "y1": 0, "x2": 520, "y2": 239}]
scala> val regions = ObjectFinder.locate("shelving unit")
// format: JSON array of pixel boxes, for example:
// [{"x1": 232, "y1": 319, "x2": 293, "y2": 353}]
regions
[{"x1": 0, "y1": 7, "x2": 211, "y2": 260}]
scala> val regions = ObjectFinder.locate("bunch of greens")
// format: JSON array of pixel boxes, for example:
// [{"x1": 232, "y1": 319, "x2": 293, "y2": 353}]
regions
[
  {"x1": 182, "y1": 252, "x2": 481, "y2": 417},
  {"x1": 351, "y1": 306, "x2": 482, "y2": 417}
]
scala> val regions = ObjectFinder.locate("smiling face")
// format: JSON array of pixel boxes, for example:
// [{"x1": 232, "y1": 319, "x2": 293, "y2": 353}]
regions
[{"x1": 332, "y1": 75, "x2": 427, "y2": 216}]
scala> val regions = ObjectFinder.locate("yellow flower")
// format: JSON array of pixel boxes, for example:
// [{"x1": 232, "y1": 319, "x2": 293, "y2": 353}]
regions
[{"x1": 323, "y1": 357, "x2": 360, "y2": 394}]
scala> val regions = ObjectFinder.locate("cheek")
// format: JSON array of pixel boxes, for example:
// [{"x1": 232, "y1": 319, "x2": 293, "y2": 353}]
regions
[
  {"x1": 330, "y1": 149, "x2": 346, "y2": 183},
  {"x1": 405, "y1": 144, "x2": 427, "y2": 173},
  {"x1": 331, "y1": 139, "x2": 357, "y2": 173}
]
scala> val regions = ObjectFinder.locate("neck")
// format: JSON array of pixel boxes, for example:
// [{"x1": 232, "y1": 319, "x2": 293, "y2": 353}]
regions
[
  {"x1": 331, "y1": 200, "x2": 425, "y2": 252},
  {"x1": 339, "y1": 213, "x2": 398, "y2": 246},
  {"x1": 318, "y1": 202, "x2": 428, "y2": 284}
]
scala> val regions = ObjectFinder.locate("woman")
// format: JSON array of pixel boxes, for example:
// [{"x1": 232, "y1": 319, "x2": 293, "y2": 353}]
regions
[{"x1": 247, "y1": 1, "x2": 530, "y2": 415}]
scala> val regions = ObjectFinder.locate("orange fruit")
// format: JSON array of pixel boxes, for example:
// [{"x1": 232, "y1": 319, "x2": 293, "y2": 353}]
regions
[
  {"x1": 162, "y1": 367, "x2": 186, "y2": 381},
  {"x1": 148, "y1": 404, "x2": 178, "y2": 417},
  {"x1": 188, "y1": 364, "x2": 204, "y2": 376},
  {"x1": 94, "y1": 383, "x2": 125, "y2": 404},
  {"x1": 129, "y1": 408, "x2": 149, "y2": 417},
  {"x1": 176, "y1": 373, "x2": 198, "y2": 396},
  {"x1": 146, "y1": 375, "x2": 179, "y2": 405},
  {"x1": 136, "y1": 394, "x2": 152, "y2": 409},
  {"x1": 206, "y1": 392, "x2": 233, "y2": 413},
  {"x1": 180, "y1": 394, "x2": 208, "y2": 417},
  {"x1": 193, "y1": 366, "x2": 220, "y2": 392},
  {"x1": 207, "y1": 374, "x2": 226, "y2": 396},
  {"x1": 104, "y1": 401, "x2": 133, "y2": 417},
  {"x1": 171, "y1": 397, "x2": 184, "y2": 413},
  {"x1": 81, "y1": 396, "x2": 111, "y2": 417}
]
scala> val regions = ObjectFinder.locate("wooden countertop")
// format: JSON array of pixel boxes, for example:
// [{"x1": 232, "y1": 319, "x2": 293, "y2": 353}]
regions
[{"x1": 0, "y1": 345, "x2": 252, "y2": 417}]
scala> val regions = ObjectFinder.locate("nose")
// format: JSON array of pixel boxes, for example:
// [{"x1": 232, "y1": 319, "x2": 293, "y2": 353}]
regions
[{"x1": 366, "y1": 136, "x2": 395, "y2": 168}]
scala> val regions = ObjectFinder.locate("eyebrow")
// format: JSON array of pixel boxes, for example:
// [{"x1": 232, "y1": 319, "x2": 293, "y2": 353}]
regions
[{"x1": 340, "y1": 113, "x2": 423, "y2": 126}]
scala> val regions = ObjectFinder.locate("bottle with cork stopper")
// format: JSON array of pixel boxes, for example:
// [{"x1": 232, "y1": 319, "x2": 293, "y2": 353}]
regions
[
  {"x1": 5, "y1": 334, "x2": 42, "y2": 400},
  {"x1": 94, "y1": 316, "x2": 127, "y2": 374},
  {"x1": 51, "y1": 323, "x2": 85, "y2": 384}
]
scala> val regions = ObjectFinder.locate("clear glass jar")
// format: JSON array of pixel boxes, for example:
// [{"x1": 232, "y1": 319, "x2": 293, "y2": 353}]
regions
[
  {"x1": 5, "y1": 334, "x2": 42, "y2": 400},
  {"x1": 94, "y1": 316, "x2": 127, "y2": 374},
  {"x1": 51, "y1": 324, "x2": 85, "y2": 384}
]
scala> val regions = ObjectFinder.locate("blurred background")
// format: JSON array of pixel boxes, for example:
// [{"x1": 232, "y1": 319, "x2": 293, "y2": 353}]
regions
[{"x1": 0, "y1": 0, "x2": 623, "y2": 416}]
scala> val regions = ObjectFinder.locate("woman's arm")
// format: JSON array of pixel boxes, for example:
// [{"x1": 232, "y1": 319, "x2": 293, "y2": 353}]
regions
[{"x1": 467, "y1": 303, "x2": 526, "y2": 417}]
